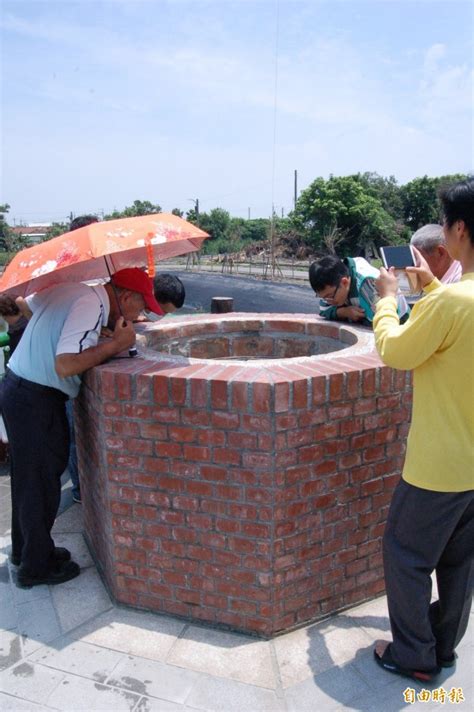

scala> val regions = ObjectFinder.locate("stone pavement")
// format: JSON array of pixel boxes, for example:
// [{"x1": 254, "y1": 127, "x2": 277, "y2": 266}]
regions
[{"x1": 0, "y1": 469, "x2": 472, "y2": 712}]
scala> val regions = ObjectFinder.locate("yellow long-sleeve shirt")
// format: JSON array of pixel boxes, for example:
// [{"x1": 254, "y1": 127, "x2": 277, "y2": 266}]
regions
[{"x1": 373, "y1": 273, "x2": 474, "y2": 492}]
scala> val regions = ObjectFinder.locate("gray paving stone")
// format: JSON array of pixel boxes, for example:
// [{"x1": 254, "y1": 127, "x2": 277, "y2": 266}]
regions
[
  {"x1": 185, "y1": 675, "x2": 285, "y2": 712},
  {"x1": 0, "y1": 692, "x2": 53, "y2": 712},
  {"x1": 135, "y1": 699, "x2": 187, "y2": 712},
  {"x1": 339, "y1": 596, "x2": 392, "y2": 640},
  {"x1": 0, "y1": 510, "x2": 12, "y2": 529},
  {"x1": 16, "y1": 596, "x2": 62, "y2": 644},
  {"x1": 0, "y1": 566, "x2": 17, "y2": 630},
  {"x1": 71, "y1": 608, "x2": 187, "y2": 662},
  {"x1": 167, "y1": 625, "x2": 276, "y2": 689},
  {"x1": 51, "y1": 566, "x2": 112, "y2": 633},
  {"x1": 274, "y1": 617, "x2": 373, "y2": 688},
  {"x1": 12, "y1": 575, "x2": 51, "y2": 606},
  {"x1": 46, "y1": 673, "x2": 141, "y2": 711},
  {"x1": 28, "y1": 636, "x2": 125, "y2": 681},
  {"x1": 346, "y1": 681, "x2": 439, "y2": 712},
  {"x1": 106, "y1": 654, "x2": 202, "y2": 703},
  {"x1": 19, "y1": 634, "x2": 46, "y2": 659},
  {"x1": 51, "y1": 504, "x2": 84, "y2": 534},
  {"x1": 0, "y1": 535, "x2": 11, "y2": 564},
  {"x1": 0, "y1": 661, "x2": 64, "y2": 705},
  {"x1": 50, "y1": 531, "x2": 94, "y2": 568},
  {"x1": 284, "y1": 662, "x2": 371, "y2": 711},
  {"x1": 435, "y1": 648, "x2": 474, "y2": 692},
  {"x1": 0, "y1": 630, "x2": 22, "y2": 672},
  {"x1": 351, "y1": 647, "x2": 413, "y2": 691}
]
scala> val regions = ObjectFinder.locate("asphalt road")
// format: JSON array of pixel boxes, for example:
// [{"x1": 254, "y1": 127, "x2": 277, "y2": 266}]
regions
[{"x1": 169, "y1": 271, "x2": 319, "y2": 315}]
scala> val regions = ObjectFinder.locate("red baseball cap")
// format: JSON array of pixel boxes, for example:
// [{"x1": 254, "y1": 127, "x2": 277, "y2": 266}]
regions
[{"x1": 111, "y1": 268, "x2": 164, "y2": 315}]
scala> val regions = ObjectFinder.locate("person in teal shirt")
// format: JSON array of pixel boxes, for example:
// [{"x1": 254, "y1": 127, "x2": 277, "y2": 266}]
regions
[{"x1": 309, "y1": 255, "x2": 410, "y2": 326}]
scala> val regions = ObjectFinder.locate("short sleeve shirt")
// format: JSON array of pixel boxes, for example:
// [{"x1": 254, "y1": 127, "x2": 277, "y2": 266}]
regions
[{"x1": 9, "y1": 283, "x2": 110, "y2": 397}]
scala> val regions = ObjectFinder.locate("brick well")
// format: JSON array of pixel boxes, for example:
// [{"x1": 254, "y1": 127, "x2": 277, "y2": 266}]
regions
[{"x1": 77, "y1": 314, "x2": 411, "y2": 636}]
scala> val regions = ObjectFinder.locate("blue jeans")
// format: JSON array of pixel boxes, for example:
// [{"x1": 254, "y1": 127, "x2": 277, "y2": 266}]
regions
[{"x1": 65, "y1": 400, "x2": 80, "y2": 498}]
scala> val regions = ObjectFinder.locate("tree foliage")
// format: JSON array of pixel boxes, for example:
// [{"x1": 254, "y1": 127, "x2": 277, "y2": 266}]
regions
[
  {"x1": 44, "y1": 222, "x2": 70, "y2": 240},
  {"x1": 0, "y1": 204, "x2": 11, "y2": 251},
  {"x1": 399, "y1": 174, "x2": 468, "y2": 230},
  {"x1": 194, "y1": 209, "x2": 270, "y2": 254},
  {"x1": 291, "y1": 175, "x2": 399, "y2": 256},
  {"x1": 0, "y1": 204, "x2": 30, "y2": 253},
  {"x1": 2, "y1": 172, "x2": 470, "y2": 262},
  {"x1": 104, "y1": 199, "x2": 162, "y2": 220},
  {"x1": 354, "y1": 172, "x2": 404, "y2": 220}
]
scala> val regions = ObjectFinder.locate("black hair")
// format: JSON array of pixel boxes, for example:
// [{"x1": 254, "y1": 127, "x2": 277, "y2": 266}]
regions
[
  {"x1": 439, "y1": 178, "x2": 474, "y2": 244},
  {"x1": 308, "y1": 256, "x2": 349, "y2": 293},
  {"x1": 153, "y1": 274, "x2": 185, "y2": 308},
  {"x1": 0, "y1": 294, "x2": 20, "y2": 317},
  {"x1": 69, "y1": 215, "x2": 99, "y2": 231}
]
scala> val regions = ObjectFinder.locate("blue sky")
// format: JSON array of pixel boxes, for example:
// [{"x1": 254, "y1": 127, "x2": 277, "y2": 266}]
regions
[{"x1": 1, "y1": 0, "x2": 473, "y2": 224}]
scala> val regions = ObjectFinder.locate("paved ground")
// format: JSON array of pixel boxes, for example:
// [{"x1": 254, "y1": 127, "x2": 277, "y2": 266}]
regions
[
  {"x1": 0, "y1": 466, "x2": 472, "y2": 712},
  {"x1": 161, "y1": 271, "x2": 319, "y2": 315}
]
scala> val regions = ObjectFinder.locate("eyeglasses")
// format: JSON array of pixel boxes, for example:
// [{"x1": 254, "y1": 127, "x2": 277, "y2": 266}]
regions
[{"x1": 318, "y1": 280, "x2": 342, "y2": 303}]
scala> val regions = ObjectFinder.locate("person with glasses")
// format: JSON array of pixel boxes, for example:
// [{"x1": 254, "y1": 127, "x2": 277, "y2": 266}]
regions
[{"x1": 309, "y1": 255, "x2": 410, "y2": 326}]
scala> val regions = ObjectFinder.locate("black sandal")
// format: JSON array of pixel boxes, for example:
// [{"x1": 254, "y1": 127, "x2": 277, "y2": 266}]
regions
[
  {"x1": 374, "y1": 644, "x2": 440, "y2": 682},
  {"x1": 438, "y1": 652, "x2": 457, "y2": 668}
]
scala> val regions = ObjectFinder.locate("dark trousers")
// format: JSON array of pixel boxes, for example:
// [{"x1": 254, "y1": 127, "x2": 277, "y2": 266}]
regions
[
  {"x1": 0, "y1": 371, "x2": 69, "y2": 575},
  {"x1": 65, "y1": 399, "x2": 80, "y2": 497},
  {"x1": 383, "y1": 479, "x2": 474, "y2": 671}
]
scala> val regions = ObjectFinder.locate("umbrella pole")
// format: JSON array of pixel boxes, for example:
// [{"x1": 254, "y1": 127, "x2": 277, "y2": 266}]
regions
[{"x1": 104, "y1": 257, "x2": 138, "y2": 358}]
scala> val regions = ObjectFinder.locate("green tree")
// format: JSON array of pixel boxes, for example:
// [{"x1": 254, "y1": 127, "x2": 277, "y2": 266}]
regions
[
  {"x1": 0, "y1": 204, "x2": 11, "y2": 251},
  {"x1": 291, "y1": 175, "x2": 398, "y2": 255},
  {"x1": 104, "y1": 200, "x2": 162, "y2": 220},
  {"x1": 171, "y1": 208, "x2": 183, "y2": 217},
  {"x1": 197, "y1": 208, "x2": 232, "y2": 243},
  {"x1": 354, "y1": 172, "x2": 403, "y2": 220},
  {"x1": 240, "y1": 218, "x2": 270, "y2": 243},
  {"x1": 399, "y1": 174, "x2": 468, "y2": 230},
  {"x1": 44, "y1": 222, "x2": 70, "y2": 240},
  {"x1": 0, "y1": 205, "x2": 31, "y2": 253}
]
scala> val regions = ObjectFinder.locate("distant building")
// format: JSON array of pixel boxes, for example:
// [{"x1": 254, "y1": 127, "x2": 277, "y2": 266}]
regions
[{"x1": 10, "y1": 224, "x2": 52, "y2": 244}]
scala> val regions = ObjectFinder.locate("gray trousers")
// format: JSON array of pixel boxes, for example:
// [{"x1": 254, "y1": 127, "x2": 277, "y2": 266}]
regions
[{"x1": 383, "y1": 479, "x2": 474, "y2": 671}]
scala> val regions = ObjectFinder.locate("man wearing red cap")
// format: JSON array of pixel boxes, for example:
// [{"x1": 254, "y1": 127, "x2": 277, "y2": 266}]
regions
[{"x1": 0, "y1": 268, "x2": 162, "y2": 588}]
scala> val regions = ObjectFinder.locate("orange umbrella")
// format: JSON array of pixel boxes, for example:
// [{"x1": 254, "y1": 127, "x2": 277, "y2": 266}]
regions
[{"x1": 0, "y1": 213, "x2": 208, "y2": 296}]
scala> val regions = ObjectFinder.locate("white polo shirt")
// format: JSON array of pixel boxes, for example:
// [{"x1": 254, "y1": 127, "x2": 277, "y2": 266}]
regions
[{"x1": 9, "y1": 283, "x2": 110, "y2": 398}]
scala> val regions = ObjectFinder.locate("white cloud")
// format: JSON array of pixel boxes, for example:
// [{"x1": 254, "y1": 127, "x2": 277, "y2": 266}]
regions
[
  {"x1": 423, "y1": 43, "x2": 446, "y2": 73},
  {"x1": 2, "y1": 2, "x2": 472, "y2": 222}
]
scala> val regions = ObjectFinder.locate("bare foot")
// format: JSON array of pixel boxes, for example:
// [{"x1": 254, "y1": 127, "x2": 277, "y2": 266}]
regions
[{"x1": 374, "y1": 640, "x2": 391, "y2": 659}]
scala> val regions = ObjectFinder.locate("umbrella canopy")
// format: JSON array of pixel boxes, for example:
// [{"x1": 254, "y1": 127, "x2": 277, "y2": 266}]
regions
[{"x1": 0, "y1": 213, "x2": 208, "y2": 296}]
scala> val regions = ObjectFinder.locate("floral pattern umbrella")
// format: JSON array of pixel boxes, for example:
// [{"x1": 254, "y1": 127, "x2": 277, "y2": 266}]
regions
[{"x1": 0, "y1": 213, "x2": 208, "y2": 296}]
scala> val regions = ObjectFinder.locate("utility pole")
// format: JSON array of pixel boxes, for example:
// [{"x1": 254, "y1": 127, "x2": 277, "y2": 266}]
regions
[
  {"x1": 294, "y1": 169, "x2": 298, "y2": 208},
  {"x1": 248, "y1": 207, "x2": 251, "y2": 220}
]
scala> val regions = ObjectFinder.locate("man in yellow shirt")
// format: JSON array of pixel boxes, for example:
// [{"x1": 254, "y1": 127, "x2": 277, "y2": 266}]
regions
[{"x1": 372, "y1": 178, "x2": 474, "y2": 682}]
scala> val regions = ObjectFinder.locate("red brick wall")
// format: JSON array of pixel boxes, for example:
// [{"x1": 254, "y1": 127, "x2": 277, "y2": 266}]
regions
[{"x1": 77, "y1": 315, "x2": 411, "y2": 636}]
